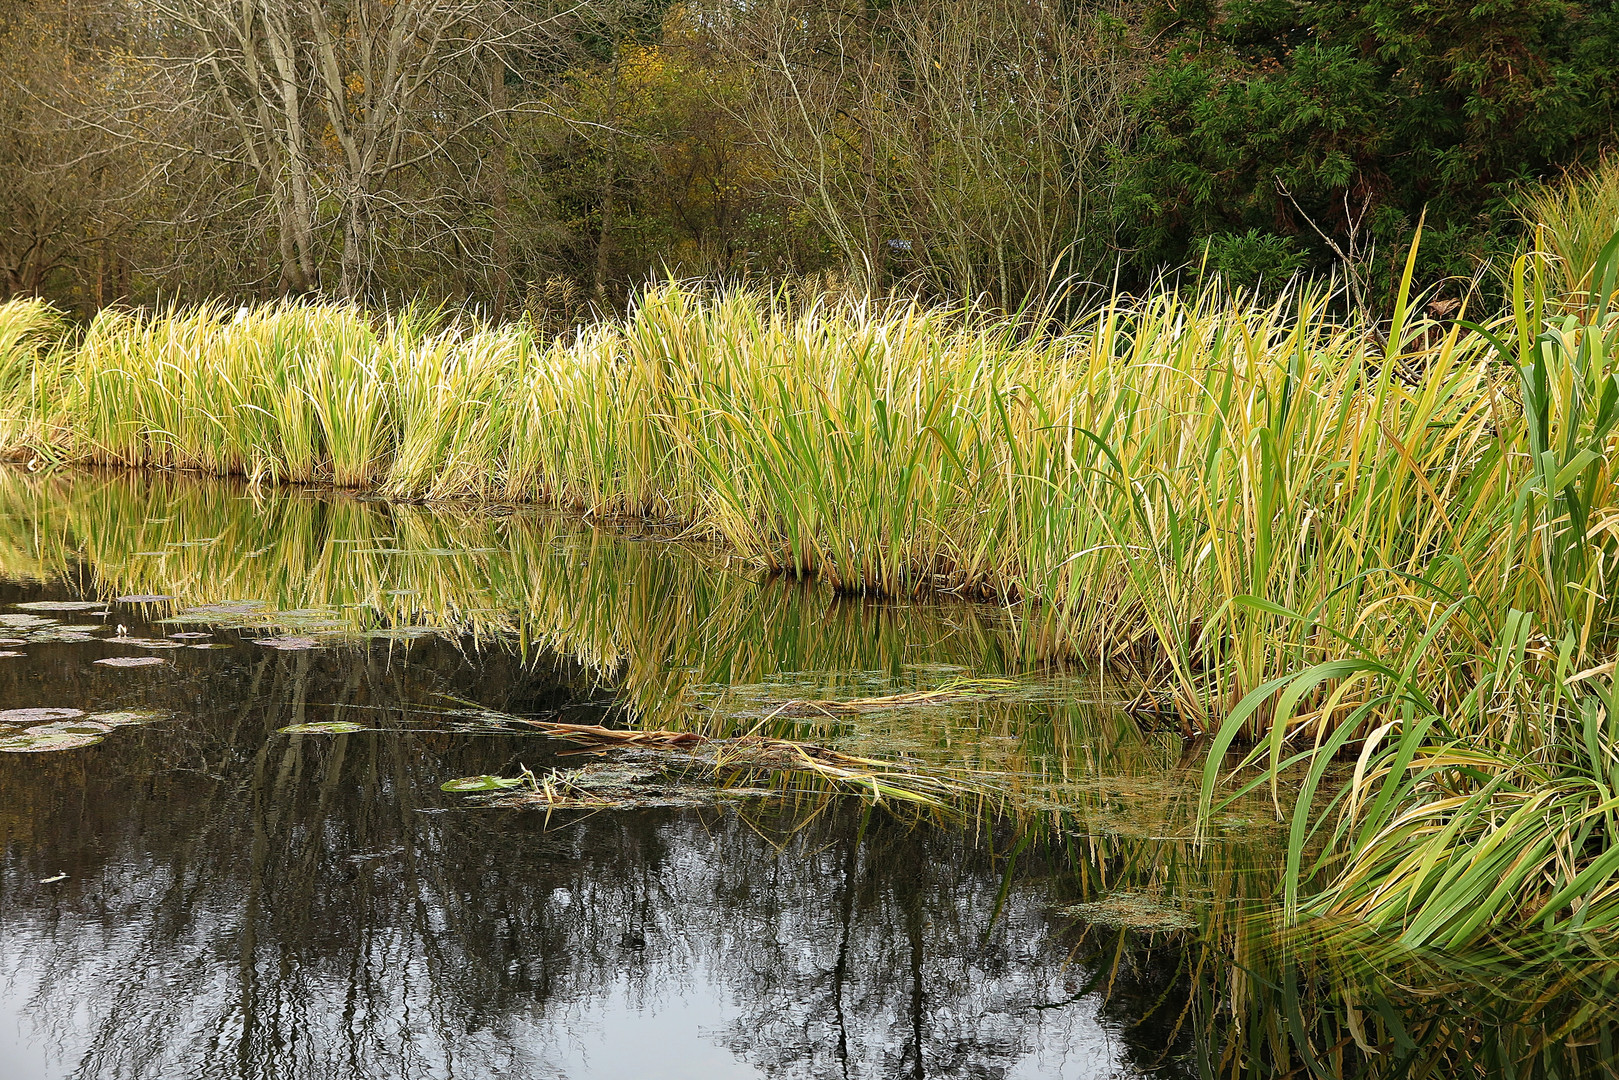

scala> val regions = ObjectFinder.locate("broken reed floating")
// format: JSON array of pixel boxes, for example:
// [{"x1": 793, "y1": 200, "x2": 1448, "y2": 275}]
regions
[{"x1": 506, "y1": 718, "x2": 984, "y2": 807}]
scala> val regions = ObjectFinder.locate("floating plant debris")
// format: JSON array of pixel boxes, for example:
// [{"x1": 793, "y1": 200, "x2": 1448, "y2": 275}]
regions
[
  {"x1": 0, "y1": 731, "x2": 105, "y2": 752},
  {"x1": 87, "y1": 710, "x2": 171, "y2": 728},
  {"x1": 188, "y1": 643, "x2": 232, "y2": 650},
  {"x1": 13, "y1": 600, "x2": 102, "y2": 612},
  {"x1": 115, "y1": 594, "x2": 175, "y2": 603},
  {"x1": 440, "y1": 774, "x2": 530, "y2": 792},
  {"x1": 1057, "y1": 893, "x2": 1199, "y2": 933},
  {"x1": 0, "y1": 637, "x2": 26, "y2": 645},
  {"x1": 764, "y1": 678, "x2": 1020, "y2": 717},
  {"x1": 105, "y1": 636, "x2": 185, "y2": 648},
  {"x1": 0, "y1": 707, "x2": 86, "y2": 723},
  {"x1": 457, "y1": 718, "x2": 982, "y2": 808},
  {"x1": 255, "y1": 635, "x2": 322, "y2": 650},
  {"x1": 167, "y1": 601, "x2": 266, "y2": 618},
  {"x1": 168, "y1": 632, "x2": 211, "y2": 639},
  {"x1": 94, "y1": 656, "x2": 166, "y2": 667},
  {"x1": 278, "y1": 721, "x2": 366, "y2": 734},
  {"x1": 365, "y1": 628, "x2": 437, "y2": 640},
  {"x1": 0, "y1": 650, "x2": 20, "y2": 657}
]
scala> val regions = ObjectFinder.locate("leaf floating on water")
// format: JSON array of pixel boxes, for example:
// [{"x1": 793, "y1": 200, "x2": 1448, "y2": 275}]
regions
[
  {"x1": 0, "y1": 731, "x2": 104, "y2": 752},
  {"x1": 0, "y1": 707, "x2": 86, "y2": 723},
  {"x1": 168, "y1": 632, "x2": 211, "y2": 639},
  {"x1": 0, "y1": 651, "x2": 22, "y2": 658},
  {"x1": 188, "y1": 643, "x2": 233, "y2": 650},
  {"x1": 279, "y1": 721, "x2": 366, "y2": 735},
  {"x1": 105, "y1": 637, "x2": 185, "y2": 649},
  {"x1": 13, "y1": 601, "x2": 102, "y2": 612},
  {"x1": 26, "y1": 720, "x2": 113, "y2": 737},
  {"x1": 0, "y1": 614, "x2": 53, "y2": 628},
  {"x1": 94, "y1": 656, "x2": 166, "y2": 667},
  {"x1": 440, "y1": 775, "x2": 529, "y2": 792},
  {"x1": 255, "y1": 635, "x2": 322, "y2": 650},
  {"x1": 86, "y1": 710, "x2": 171, "y2": 728},
  {"x1": 39, "y1": 873, "x2": 67, "y2": 884},
  {"x1": 29, "y1": 631, "x2": 99, "y2": 643},
  {"x1": 115, "y1": 594, "x2": 175, "y2": 603},
  {"x1": 0, "y1": 637, "x2": 27, "y2": 646}
]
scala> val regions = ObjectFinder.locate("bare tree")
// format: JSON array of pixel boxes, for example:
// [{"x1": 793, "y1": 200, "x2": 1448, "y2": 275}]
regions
[
  {"x1": 720, "y1": 0, "x2": 1139, "y2": 307},
  {"x1": 147, "y1": 0, "x2": 565, "y2": 299}
]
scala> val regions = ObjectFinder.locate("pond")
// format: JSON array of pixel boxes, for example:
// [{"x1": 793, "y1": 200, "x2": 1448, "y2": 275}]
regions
[{"x1": 0, "y1": 467, "x2": 1613, "y2": 1079}]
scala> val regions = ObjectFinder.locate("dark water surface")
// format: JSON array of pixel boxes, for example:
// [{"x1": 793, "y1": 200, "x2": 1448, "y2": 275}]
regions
[
  {"x1": 2, "y1": 468, "x2": 1615, "y2": 1080},
  {"x1": 0, "y1": 469, "x2": 1196, "y2": 1080}
]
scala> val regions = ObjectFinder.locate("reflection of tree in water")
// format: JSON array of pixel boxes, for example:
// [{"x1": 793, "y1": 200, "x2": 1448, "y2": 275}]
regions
[
  {"x1": 0, "y1": 636, "x2": 1181, "y2": 1079},
  {"x1": 709, "y1": 814, "x2": 1140, "y2": 1080}
]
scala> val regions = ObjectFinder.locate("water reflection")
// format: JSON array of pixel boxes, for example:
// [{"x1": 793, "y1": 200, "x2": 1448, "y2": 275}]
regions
[{"x1": 0, "y1": 633, "x2": 1174, "y2": 1079}]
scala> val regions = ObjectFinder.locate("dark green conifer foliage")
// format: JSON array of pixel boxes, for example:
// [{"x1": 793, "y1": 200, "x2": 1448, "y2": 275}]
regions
[{"x1": 1120, "y1": 0, "x2": 1619, "y2": 293}]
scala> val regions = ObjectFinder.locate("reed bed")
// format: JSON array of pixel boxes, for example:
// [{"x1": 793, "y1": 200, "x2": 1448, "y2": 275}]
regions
[{"x1": 0, "y1": 256, "x2": 1543, "y2": 724}]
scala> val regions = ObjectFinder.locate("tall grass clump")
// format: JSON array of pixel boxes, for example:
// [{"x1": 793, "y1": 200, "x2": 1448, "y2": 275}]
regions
[
  {"x1": 1202, "y1": 231, "x2": 1619, "y2": 948},
  {"x1": 1519, "y1": 154, "x2": 1619, "y2": 303},
  {"x1": 0, "y1": 297, "x2": 69, "y2": 449}
]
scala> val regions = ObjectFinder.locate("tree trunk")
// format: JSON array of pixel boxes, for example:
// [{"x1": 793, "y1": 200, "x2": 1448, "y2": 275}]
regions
[
  {"x1": 489, "y1": 47, "x2": 512, "y2": 318},
  {"x1": 594, "y1": 57, "x2": 622, "y2": 305}
]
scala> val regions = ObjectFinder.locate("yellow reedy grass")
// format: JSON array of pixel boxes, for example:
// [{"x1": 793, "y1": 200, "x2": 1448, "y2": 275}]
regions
[{"x1": 0, "y1": 263, "x2": 1609, "y2": 743}]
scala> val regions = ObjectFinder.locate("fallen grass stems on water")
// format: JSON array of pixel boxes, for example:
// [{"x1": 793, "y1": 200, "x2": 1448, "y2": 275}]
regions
[{"x1": 496, "y1": 718, "x2": 991, "y2": 809}]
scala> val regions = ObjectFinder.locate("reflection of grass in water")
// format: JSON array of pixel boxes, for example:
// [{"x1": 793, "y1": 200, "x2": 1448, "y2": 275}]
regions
[{"x1": 0, "y1": 467, "x2": 1034, "y2": 723}]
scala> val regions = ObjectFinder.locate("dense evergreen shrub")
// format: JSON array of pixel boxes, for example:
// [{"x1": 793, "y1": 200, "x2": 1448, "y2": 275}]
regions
[{"x1": 1117, "y1": 0, "x2": 1619, "y2": 296}]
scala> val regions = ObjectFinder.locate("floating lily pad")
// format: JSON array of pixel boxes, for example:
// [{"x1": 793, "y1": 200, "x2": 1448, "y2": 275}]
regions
[
  {"x1": 188, "y1": 643, "x2": 233, "y2": 650},
  {"x1": 115, "y1": 594, "x2": 175, "y2": 603},
  {"x1": 106, "y1": 636, "x2": 185, "y2": 649},
  {"x1": 0, "y1": 637, "x2": 27, "y2": 646},
  {"x1": 13, "y1": 600, "x2": 102, "y2": 612},
  {"x1": 255, "y1": 636, "x2": 321, "y2": 650},
  {"x1": 0, "y1": 707, "x2": 84, "y2": 723},
  {"x1": 87, "y1": 710, "x2": 171, "y2": 728},
  {"x1": 440, "y1": 775, "x2": 529, "y2": 792},
  {"x1": 0, "y1": 614, "x2": 54, "y2": 628},
  {"x1": 29, "y1": 630, "x2": 99, "y2": 643},
  {"x1": 0, "y1": 731, "x2": 104, "y2": 752},
  {"x1": 365, "y1": 628, "x2": 437, "y2": 641},
  {"x1": 26, "y1": 720, "x2": 113, "y2": 737},
  {"x1": 0, "y1": 650, "x2": 21, "y2": 657},
  {"x1": 279, "y1": 721, "x2": 366, "y2": 735},
  {"x1": 168, "y1": 632, "x2": 211, "y2": 639},
  {"x1": 93, "y1": 656, "x2": 167, "y2": 667}
]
